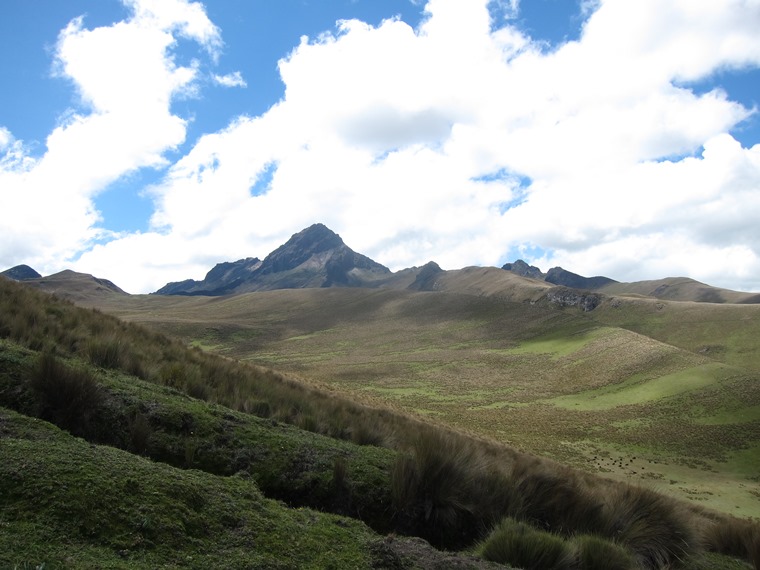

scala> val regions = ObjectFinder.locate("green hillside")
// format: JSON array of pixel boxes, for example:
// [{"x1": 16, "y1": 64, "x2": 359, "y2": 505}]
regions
[
  {"x1": 2, "y1": 277, "x2": 759, "y2": 569},
  {"x1": 92, "y1": 286, "x2": 760, "y2": 521}
]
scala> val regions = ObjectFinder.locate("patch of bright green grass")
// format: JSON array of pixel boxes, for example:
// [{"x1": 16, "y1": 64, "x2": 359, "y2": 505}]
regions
[
  {"x1": 721, "y1": 444, "x2": 760, "y2": 479},
  {"x1": 550, "y1": 363, "x2": 733, "y2": 410},
  {"x1": 498, "y1": 327, "x2": 608, "y2": 359}
]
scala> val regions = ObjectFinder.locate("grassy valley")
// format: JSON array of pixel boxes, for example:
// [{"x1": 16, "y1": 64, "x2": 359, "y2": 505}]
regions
[
  {"x1": 2, "y1": 275, "x2": 760, "y2": 568},
  {"x1": 91, "y1": 284, "x2": 760, "y2": 522}
]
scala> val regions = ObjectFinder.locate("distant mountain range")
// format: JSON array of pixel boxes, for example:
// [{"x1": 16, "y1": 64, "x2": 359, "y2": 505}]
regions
[{"x1": 3, "y1": 223, "x2": 759, "y2": 305}]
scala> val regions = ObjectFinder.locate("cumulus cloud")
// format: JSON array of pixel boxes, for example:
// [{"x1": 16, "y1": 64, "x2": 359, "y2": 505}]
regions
[
  {"x1": 0, "y1": 0, "x2": 220, "y2": 279},
  {"x1": 5, "y1": 0, "x2": 760, "y2": 293}
]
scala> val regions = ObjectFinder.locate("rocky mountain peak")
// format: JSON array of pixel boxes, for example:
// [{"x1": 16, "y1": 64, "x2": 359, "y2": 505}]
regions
[
  {"x1": 153, "y1": 223, "x2": 390, "y2": 295},
  {"x1": 1, "y1": 264, "x2": 42, "y2": 281},
  {"x1": 502, "y1": 259, "x2": 544, "y2": 280},
  {"x1": 258, "y1": 223, "x2": 345, "y2": 276}
]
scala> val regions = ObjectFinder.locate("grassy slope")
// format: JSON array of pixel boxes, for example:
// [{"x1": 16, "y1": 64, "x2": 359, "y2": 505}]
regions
[
  {"x1": 3, "y1": 278, "x2": 759, "y2": 568},
  {"x1": 0, "y1": 407, "x2": 375, "y2": 569},
  {"x1": 599, "y1": 277, "x2": 760, "y2": 304},
  {"x1": 0, "y1": 339, "x2": 513, "y2": 570},
  {"x1": 94, "y1": 287, "x2": 760, "y2": 520}
]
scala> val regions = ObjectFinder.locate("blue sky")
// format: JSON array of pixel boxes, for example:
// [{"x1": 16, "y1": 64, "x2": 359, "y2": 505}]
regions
[{"x1": 1, "y1": 0, "x2": 760, "y2": 293}]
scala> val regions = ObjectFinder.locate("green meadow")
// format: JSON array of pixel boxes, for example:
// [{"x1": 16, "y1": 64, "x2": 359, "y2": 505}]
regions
[{"x1": 96, "y1": 287, "x2": 760, "y2": 521}]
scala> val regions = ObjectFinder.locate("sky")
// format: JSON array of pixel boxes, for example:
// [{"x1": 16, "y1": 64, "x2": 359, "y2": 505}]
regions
[{"x1": 1, "y1": 0, "x2": 760, "y2": 294}]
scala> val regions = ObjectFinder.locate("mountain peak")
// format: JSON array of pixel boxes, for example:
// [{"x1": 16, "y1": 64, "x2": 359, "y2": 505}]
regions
[
  {"x1": 259, "y1": 224, "x2": 345, "y2": 276},
  {"x1": 1, "y1": 264, "x2": 42, "y2": 281},
  {"x1": 153, "y1": 223, "x2": 390, "y2": 295}
]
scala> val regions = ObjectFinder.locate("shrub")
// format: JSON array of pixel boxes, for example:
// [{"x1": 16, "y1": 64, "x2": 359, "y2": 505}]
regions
[
  {"x1": 478, "y1": 517, "x2": 575, "y2": 570},
  {"x1": 28, "y1": 352, "x2": 104, "y2": 438}
]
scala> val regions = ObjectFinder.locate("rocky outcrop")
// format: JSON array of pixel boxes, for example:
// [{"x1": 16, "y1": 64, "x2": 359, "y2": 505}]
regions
[
  {"x1": 155, "y1": 258, "x2": 262, "y2": 296},
  {"x1": 503, "y1": 260, "x2": 616, "y2": 291},
  {"x1": 407, "y1": 261, "x2": 444, "y2": 291},
  {"x1": 545, "y1": 267, "x2": 616, "y2": 290},
  {"x1": 502, "y1": 260, "x2": 544, "y2": 280},
  {"x1": 545, "y1": 287, "x2": 602, "y2": 312}
]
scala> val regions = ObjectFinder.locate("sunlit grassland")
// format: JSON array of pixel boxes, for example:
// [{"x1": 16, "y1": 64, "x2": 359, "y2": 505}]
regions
[
  {"x1": 590, "y1": 297, "x2": 760, "y2": 373},
  {"x1": 95, "y1": 288, "x2": 760, "y2": 520}
]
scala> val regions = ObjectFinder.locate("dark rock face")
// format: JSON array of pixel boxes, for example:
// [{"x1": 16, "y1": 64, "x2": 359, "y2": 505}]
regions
[
  {"x1": 155, "y1": 258, "x2": 262, "y2": 296},
  {"x1": 408, "y1": 261, "x2": 443, "y2": 291},
  {"x1": 502, "y1": 260, "x2": 616, "y2": 295},
  {"x1": 545, "y1": 287, "x2": 602, "y2": 312},
  {"x1": 154, "y1": 224, "x2": 390, "y2": 295},
  {"x1": 257, "y1": 224, "x2": 344, "y2": 276},
  {"x1": 544, "y1": 267, "x2": 616, "y2": 290},
  {"x1": 502, "y1": 259, "x2": 544, "y2": 280},
  {"x1": 1, "y1": 265, "x2": 42, "y2": 281}
]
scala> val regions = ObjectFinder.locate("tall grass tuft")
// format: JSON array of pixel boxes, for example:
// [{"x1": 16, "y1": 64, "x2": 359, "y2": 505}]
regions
[
  {"x1": 702, "y1": 515, "x2": 760, "y2": 568},
  {"x1": 574, "y1": 534, "x2": 636, "y2": 570},
  {"x1": 85, "y1": 334, "x2": 124, "y2": 369},
  {"x1": 599, "y1": 484, "x2": 697, "y2": 569},
  {"x1": 504, "y1": 456, "x2": 605, "y2": 536},
  {"x1": 390, "y1": 428, "x2": 494, "y2": 547},
  {"x1": 477, "y1": 517, "x2": 575, "y2": 570},
  {"x1": 29, "y1": 352, "x2": 104, "y2": 438}
]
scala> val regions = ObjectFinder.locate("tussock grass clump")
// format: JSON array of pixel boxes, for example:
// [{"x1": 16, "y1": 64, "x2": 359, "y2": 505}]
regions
[
  {"x1": 504, "y1": 456, "x2": 605, "y2": 536},
  {"x1": 575, "y1": 534, "x2": 636, "y2": 570},
  {"x1": 701, "y1": 515, "x2": 760, "y2": 568},
  {"x1": 600, "y1": 485, "x2": 697, "y2": 569},
  {"x1": 85, "y1": 334, "x2": 124, "y2": 369},
  {"x1": 477, "y1": 517, "x2": 575, "y2": 570},
  {"x1": 390, "y1": 430, "x2": 478, "y2": 544},
  {"x1": 390, "y1": 427, "x2": 510, "y2": 547},
  {"x1": 29, "y1": 351, "x2": 104, "y2": 438}
]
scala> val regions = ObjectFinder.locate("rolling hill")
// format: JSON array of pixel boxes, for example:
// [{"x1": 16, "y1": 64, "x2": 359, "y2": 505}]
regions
[
  {"x1": 3, "y1": 223, "x2": 760, "y2": 524},
  {"x1": 2, "y1": 269, "x2": 759, "y2": 569}
]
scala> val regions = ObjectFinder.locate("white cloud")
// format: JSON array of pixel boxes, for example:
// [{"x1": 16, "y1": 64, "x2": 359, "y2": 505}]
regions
[
  {"x1": 5, "y1": 0, "x2": 760, "y2": 294},
  {"x1": 0, "y1": 0, "x2": 220, "y2": 279},
  {"x1": 0, "y1": 127, "x2": 11, "y2": 150},
  {"x1": 213, "y1": 71, "x2": 247, "y2": 88},
  {"x1": 124, "y1": 0, "x2": 222, "y2": 56}
]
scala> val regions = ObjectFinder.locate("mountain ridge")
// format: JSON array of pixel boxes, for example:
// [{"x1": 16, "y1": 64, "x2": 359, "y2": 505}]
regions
[{"x1": 4, "y1": 223, "x2": 759, "y2": 304}]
